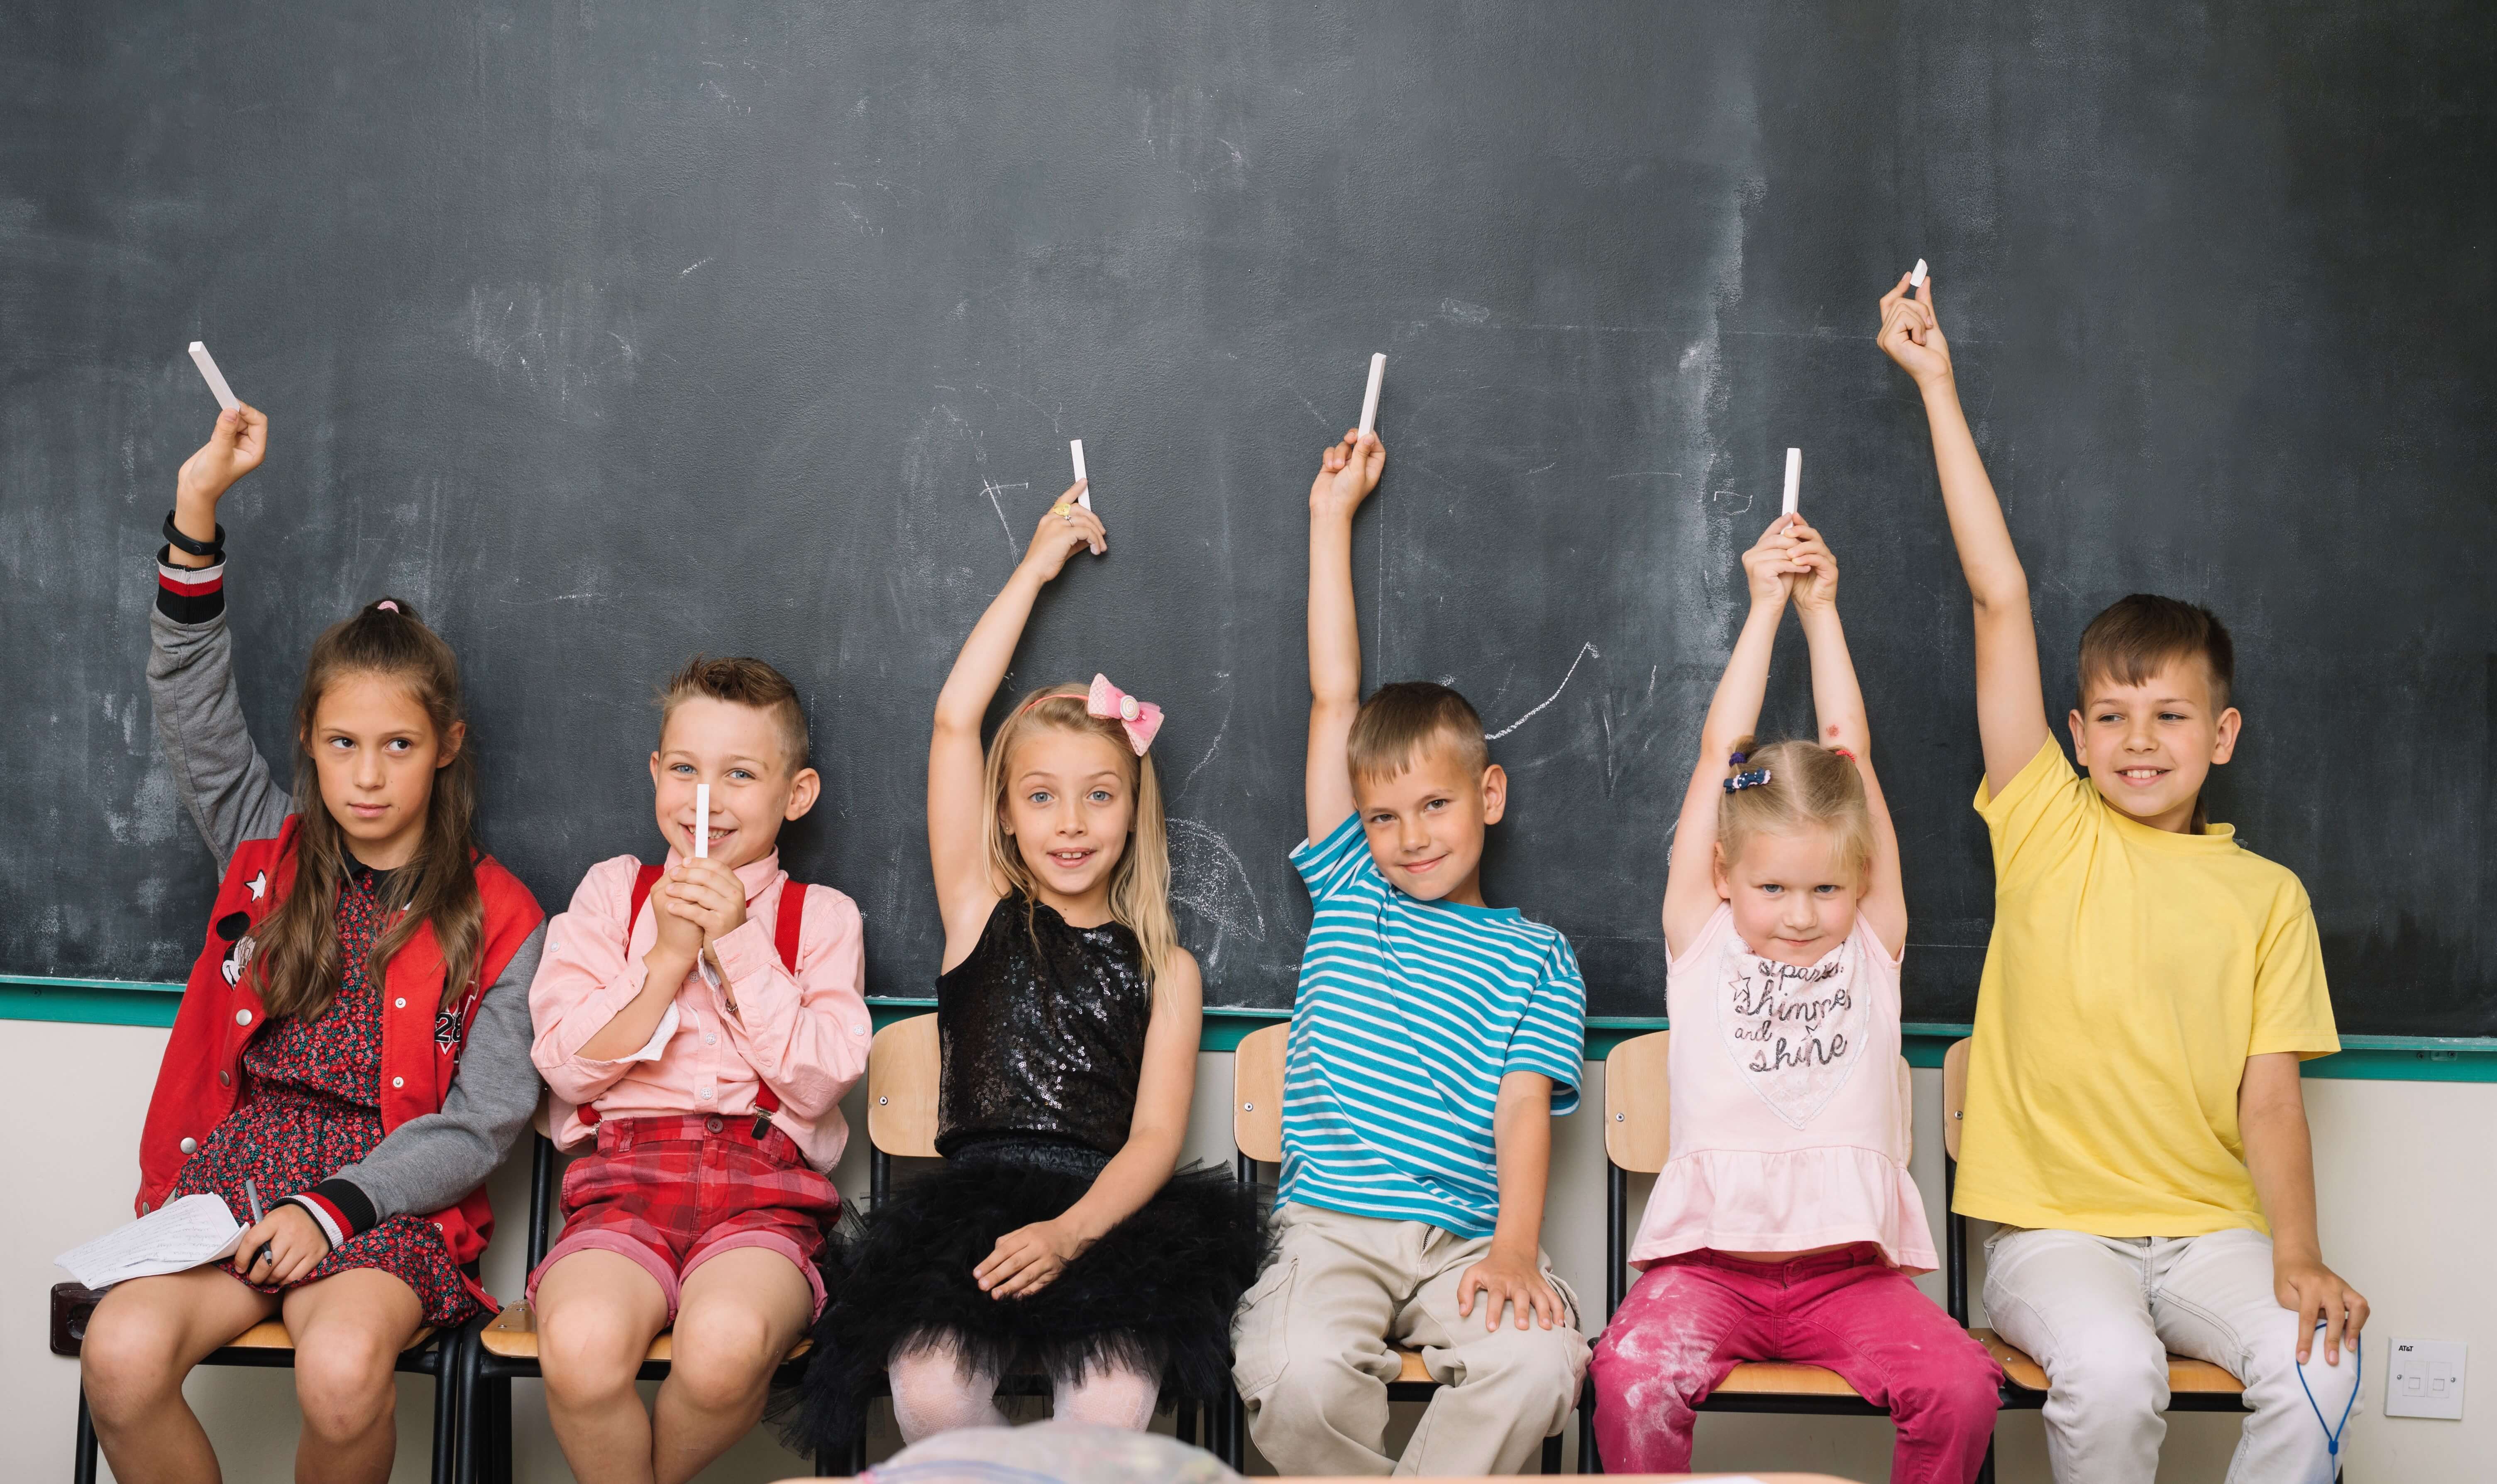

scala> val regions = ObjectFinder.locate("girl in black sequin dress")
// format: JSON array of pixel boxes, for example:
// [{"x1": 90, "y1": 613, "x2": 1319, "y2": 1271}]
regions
[{"x1": 785, "y1": 483, "x2": 1263, "y2": 1455}]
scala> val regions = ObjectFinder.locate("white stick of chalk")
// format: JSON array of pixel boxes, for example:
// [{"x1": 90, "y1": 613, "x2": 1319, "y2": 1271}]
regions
[
  {"x1": 1356, "y1": 352, "x2": 1386, "y2": 439},
  {"x1": 694, "y1": 783, "x2": 710, "y2": 859},
  {"x1": 1782, "y1": 447, "x2": 1803, "y2": 517},
  {"x1": 1910, "y1": 258, "x2": 1929, "y2": 291},
  {"x1": 1068, "y1": 439, "x2": 1092, "y2": 509},
  {"x1": 188, "y1": 342, "x2": 240, "y2": 412}
]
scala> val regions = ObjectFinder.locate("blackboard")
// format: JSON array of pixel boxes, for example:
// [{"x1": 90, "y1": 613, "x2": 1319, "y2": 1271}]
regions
[{"x1": 6, "y1": 2, "x2": 2491, "y2": 1035}]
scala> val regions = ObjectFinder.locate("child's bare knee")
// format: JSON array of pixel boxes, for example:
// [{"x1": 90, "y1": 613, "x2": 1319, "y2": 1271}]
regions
[
  {"x1": 668, "y1": 1312, "x2": 777, "y2": 1410},
  {"x1": 539, "y1": 1309, "x2": 655, "y2": 1399},
  {"x1": 79, "y1": 1308, "x2": 183, "y2": 1421},
  {"x1": 293, "y1": 1329, "x2": 400, "y2": 1440}
]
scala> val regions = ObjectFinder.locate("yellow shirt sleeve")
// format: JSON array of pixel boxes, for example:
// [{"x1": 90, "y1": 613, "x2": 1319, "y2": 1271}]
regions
[
  {"x1": 2249, "y1": 886, "x2": 2341, "y2": 1059},
  {"x1": 1974, "y1": 736, "x2": 2089, "y2": 889}
]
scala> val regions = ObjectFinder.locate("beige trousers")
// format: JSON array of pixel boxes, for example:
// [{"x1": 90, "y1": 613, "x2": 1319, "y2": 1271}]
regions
[{"x1": 1231, "y1": 1202, "x2": 1589, "y2": 1477}]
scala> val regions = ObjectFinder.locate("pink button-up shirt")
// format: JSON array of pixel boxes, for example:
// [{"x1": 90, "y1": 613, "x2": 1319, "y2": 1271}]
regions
[{"x1": 530, "y1": 849, "x2": 871, "y2": 1170}]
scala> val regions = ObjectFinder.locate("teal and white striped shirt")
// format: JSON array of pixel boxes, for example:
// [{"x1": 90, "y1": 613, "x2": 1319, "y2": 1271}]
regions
[{"x1": 1279, "y1": 812, "x2": 1586, "y2": 1238}]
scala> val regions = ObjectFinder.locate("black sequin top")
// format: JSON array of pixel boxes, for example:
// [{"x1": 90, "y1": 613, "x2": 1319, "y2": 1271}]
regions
[{"x1": 935, "y1": 893, "x2": 1153, "y2": 1159}]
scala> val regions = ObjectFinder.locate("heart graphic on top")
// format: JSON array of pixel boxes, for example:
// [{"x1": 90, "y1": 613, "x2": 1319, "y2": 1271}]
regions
[{"x1": 1717, "y1": 935, "x2": 1866, "y2": 1130}]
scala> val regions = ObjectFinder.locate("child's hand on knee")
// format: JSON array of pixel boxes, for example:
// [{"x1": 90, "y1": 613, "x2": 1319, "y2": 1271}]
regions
[
  {"x1": 974, "y1": 1220, "x2": 1088, "y2": 1300},
  {"x1": 2276, "y1": 1256, "x2": 2369, "y2": 1364},
  {"x1": 232, "y1": 1204, "x2": 330, "y2": 1288},
  {"x1": 1456, "y1": 1247, "x2": 1564, "y2": 1333}
]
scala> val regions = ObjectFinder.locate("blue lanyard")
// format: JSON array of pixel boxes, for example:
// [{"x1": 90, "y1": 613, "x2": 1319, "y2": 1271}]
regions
[{"x1": 2297, "y1": 1322, "x2": 2361, "y2": 1461}]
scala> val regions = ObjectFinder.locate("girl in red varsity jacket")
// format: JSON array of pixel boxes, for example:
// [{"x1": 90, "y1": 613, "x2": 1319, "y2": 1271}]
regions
[
  {"x1": 81, "y1": 405, "x2": 547, "y2": 1484},
  {"x1": 525, "y1": 654, "x2": 868, "y2": 1484}
]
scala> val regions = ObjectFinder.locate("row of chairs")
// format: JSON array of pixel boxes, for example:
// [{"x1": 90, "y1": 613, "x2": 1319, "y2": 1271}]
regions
[{"x1": 52, "y1": 1020, "x2": 2250, "y2": 1481}]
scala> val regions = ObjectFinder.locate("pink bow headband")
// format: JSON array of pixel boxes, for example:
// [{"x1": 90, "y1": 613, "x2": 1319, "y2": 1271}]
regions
[{"x1": 1086, "y1": 674, "x2": 1164, "y2": 756}]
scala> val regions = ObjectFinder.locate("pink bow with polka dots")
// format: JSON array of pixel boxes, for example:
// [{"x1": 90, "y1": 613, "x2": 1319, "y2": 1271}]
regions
[{"x1": 1086, "y1": 674, "x2": 1165, "y2": 756}]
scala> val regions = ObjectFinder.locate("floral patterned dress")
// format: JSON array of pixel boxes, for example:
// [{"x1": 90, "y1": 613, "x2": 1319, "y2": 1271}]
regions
[{"x1": 167, "y1": 864, "x2": 478, "y2": 1327}]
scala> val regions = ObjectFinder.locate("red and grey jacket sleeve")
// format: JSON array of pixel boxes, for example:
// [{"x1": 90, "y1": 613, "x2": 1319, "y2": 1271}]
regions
[
  {"x1": 148, "y1": 549, "x2": 291, "y2": 863},
  {"x1": 281, "y1": 923, "x2": 547, "y2": 1246}
]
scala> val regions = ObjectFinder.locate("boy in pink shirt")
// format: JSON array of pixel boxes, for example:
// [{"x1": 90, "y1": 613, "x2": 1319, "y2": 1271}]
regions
[{"x1": 528, "y1": 656, "x2": 869, "y2": 1484}]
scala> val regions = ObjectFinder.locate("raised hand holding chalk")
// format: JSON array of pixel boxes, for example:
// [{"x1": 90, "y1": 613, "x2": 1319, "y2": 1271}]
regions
[
  {"x1": 1877, "y1": 268, "x2": 1952, "y2": 387},
  {"x1": 1310, "y1": 428, "x2": 1385, "y2": 522},
  {"x1": 1021, "y1": 483, "x2": 1107, "y2": 579},
  {"x1": 1741, "y1": 513, "x2": 1810, "y2": 611},
  {"x1": 1783, "y1": 516, "x2": 1840, "y2": 615},
  {"x1": 169, "y1": 403, "x2": 269, "y2": 567}
]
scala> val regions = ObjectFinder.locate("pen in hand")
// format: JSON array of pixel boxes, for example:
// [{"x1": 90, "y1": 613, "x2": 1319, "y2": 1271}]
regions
[{"x1": 242, "y1": 1177, "x2": 274, "y2": 1278}]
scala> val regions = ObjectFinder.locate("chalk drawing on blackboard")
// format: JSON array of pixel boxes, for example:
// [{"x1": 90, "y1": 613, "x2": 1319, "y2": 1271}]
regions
[
  {"x1": 1180, "y1": 686, "x2": 1232, "y2": 797},
  {"x1": 1484, "y1": 643, "x2": 1600, "y2": 741},
  {"x1": 1168, "y1": 816, "x2": 1266, "y2": 971},
  {"x1": 980, "y1": 480, "x2": 1030, "y2": 552},
  {"x1": 1711, "y1": 490, "x2": 1755, "y2": 514}
]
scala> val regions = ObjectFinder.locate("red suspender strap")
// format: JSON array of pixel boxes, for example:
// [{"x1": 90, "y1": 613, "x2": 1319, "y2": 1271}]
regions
[
  {"x1": 598, "y1": 866, "x2": 805, "y2": 1135},
  {"x1": 579, "y1": 863, "x2": 670, "y2": 1129}
]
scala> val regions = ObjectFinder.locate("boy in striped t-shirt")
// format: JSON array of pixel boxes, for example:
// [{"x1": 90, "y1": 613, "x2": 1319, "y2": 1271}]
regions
[{"x1": 1231, "y1": 427, "x2": 1591, "y2": 1477}]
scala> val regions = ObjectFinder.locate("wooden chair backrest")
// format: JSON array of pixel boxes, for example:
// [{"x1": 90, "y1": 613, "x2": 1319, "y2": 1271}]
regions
[
  {"x1": 1232, "y1": 1022, "x2": 1288, "y2": 1165},
  {"x1": 1943, "y1": 1037, "x2": 1971, "y2": 1162},
  {"x1": 1605, "y1": 1028, "x2": 1916, "y2": 1173},
  {"x1": 1604, "y1": 1031, "x2": 1674, "y2": 1172},
  {"x1": 868, "y1": 1013, "x2": 942, "y2": 1159}
]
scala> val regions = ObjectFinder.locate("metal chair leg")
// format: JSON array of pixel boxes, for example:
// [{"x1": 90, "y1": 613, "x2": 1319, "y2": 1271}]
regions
[
  {"x1": 73, "y1": 1385, "x2": 100, "y2": 1484},
  {"x1": 1226, "y1": 1386, "x2": 1247, "y2": 1469},
  {"x1": 1540, "y1": 1429, "x2": 1563, "y2": 1473},
  {"x1": 428, "y1": 1329, "x2": 462, "y2": 1484},
  {"x1": 1577, "y1": 1384, "x2": 1598, "y2": 1473}
]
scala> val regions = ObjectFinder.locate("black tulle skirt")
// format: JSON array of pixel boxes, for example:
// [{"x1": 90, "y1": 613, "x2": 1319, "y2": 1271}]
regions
[{"x1": 778, "y1": 1137, "x2": 1268, "y2": 1452}]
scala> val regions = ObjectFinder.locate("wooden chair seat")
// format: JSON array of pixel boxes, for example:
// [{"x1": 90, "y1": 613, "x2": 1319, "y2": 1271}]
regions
[
  {"x1": 1715, "y1": 1361, "x2": 1862, "y2": 1397},
  {"x1": 477, "y1": 1301, "x2": 809, "y2": 1364},
  {"x1": 224, "y1": 1319, "x2": 437, "y2": 1352},
  {"x1": 1975, "y1": 1327, "x2": 2244, "y2": 1396}
]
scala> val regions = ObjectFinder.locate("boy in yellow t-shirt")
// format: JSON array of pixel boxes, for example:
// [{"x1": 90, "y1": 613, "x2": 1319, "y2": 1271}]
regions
[{"x1": 1880, "y1": 273, "x2": 2366, "y2": 1484}]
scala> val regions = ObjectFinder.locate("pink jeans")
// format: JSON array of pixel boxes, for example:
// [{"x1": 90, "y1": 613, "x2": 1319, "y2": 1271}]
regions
[{"x1": 1590, "y1": 1244, "x2": 2001, "y2": 1483}]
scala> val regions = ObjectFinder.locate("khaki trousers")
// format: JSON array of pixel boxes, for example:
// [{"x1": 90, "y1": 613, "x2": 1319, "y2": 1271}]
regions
[{"x1": 1231, "y1": 1202, "x2": 1589, "y2": 1476}]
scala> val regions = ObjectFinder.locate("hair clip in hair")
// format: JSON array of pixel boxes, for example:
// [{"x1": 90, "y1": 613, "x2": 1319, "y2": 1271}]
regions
[
  {"x1": 1086, "y1": 674, "x2": 1164, "y2": 756},
  {"x1": 377, "y1": 600, "x2": 400, "y2": 613},
  {"x1": 1728, "y1": 750, "x2": 1747, "y2": 766},
  {"x1": 1724, "y1": 768, "x2": 1772, "y2": 793},
  {"x1": 1830, "y1": 746, "x2": 1855, "y2": 761}
]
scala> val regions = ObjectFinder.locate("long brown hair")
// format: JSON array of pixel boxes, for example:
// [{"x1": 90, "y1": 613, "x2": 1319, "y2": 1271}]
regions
[
  {"x1": 249, "y1": 598, "x2": 483, "y2": 1022},
  {"x1": 980, "y1": 684, "x2": 1178, "y2": 986}
]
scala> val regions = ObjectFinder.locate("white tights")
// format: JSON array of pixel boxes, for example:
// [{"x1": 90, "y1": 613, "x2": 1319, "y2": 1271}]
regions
[{"x1": 888, "y1": 1340, "x2": 1160, "y2": 1443}]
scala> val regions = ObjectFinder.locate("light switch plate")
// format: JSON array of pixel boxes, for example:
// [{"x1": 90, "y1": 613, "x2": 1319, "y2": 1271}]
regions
[{"x1": 2385, "y1": 1338, "x2": 2467, "y2": 1421}]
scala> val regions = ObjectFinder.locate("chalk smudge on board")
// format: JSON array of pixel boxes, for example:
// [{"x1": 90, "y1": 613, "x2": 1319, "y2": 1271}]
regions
[
  {"x1": 1167, "y1": 817, "x2": 1265, "y2": 971},
  {"x1": 1484, "y1": 642, "x2": 1600, "y2": 741}
]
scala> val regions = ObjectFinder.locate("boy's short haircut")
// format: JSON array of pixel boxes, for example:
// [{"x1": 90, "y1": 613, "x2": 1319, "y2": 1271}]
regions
[
  {"x1": 657, "y1": 655, "x2": 809, "y2": 771},
  {"x1": 1347, "y1": 681, "x2": 1490, "y2": 783},
  {"x1": 2076, "y1": 595, "x2": 2236, "y2": 712}
]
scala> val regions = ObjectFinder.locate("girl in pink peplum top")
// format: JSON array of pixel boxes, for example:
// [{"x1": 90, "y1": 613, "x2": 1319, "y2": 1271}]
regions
[{"x1": 1588, "y1": 514, "x2": 2001, "y2": 1483}]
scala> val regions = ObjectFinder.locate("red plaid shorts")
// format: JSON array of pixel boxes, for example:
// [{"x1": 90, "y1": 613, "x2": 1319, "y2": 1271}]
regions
[{"x1": 528, "y1": 1114, "x2": 839, "y2": 1320}]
